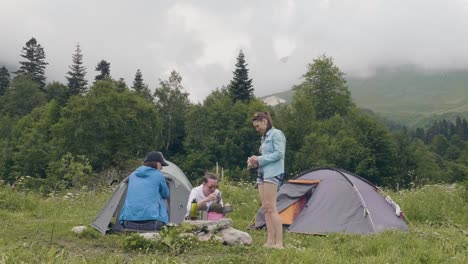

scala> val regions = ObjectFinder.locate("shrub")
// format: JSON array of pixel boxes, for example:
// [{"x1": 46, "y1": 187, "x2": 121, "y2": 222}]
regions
[
  {"x1": 0, "y1": 185, "x2": 39, "y2": 212},
  {"x1": 122, "y1": 233, "x2": 160, "y2": 252},
  {"x1": 122, "y1": 225, "x2": 197, "y2": 256},
  {"x1": 48, "y1": 153, "x2": 93, "y2": 188},
  {"x1": 462, "y1": 179, "x2": 468, "y2": 203}
]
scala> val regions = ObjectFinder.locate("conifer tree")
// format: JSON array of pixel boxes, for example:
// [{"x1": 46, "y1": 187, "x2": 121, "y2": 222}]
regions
[
  {"x1": 0, "y1": 66, "x2": 10, "y2": 96},
  {"x1": 131, "y1": 69, "x2": 153, "y2": 101},
  {"x1": 66, "y1": 44, "x2": 88, "y2": 96},
  {"x1": 94, "y1": 59, "x2": 111, "y2": 82},
  {"x1": 116, "y1": 78, "x2": 128, "y2": 92},
  {"x1": 132, "y1": 69, "x2": 145, "y2": 93},
  {"x1": 16, "y1": 37, "x2": 48, "y2": 89},
  {"x1": 228, "y1": 50, "x2": 253, "y2": 102}
]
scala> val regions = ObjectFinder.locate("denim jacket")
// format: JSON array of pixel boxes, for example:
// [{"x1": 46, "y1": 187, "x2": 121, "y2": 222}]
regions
[{"x1": 258, "y1": 127, "x2": 286, "y2": 178}]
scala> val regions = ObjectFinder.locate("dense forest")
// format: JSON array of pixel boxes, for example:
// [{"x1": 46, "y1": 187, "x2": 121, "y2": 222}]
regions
[{"x1": 0, "y1": 38, "x2": 467, "y2": 193}]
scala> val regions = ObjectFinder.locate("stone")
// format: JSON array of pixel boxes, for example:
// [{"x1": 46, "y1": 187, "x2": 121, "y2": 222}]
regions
[
  {"x1": 197, "y1": 233, "x2": 212, "y2": 241},
  {"x1": 139, "y1": 232, "x2": 161, "y2": 241},
  {"x1": 180, "y1": 219, "x2": 250, "y2": 246},
  {"x1": 184, "y1": 219, "x2": 233, "y2": 233},
  {"x1": 71, "y1": 226, "x2": 87, "y2": 234},
  {"x1": 196, "y1": 233, "x2": 223, "y2": 242},
  {"x1": 220, "y1": 227, "x2": 253, "y2": 245},
  {"x1": 216, "y1": 219, "x2": 234, "y2": 229}
]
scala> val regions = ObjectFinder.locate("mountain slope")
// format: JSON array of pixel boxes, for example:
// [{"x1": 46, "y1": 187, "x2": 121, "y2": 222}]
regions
[{"x1": 262, "y1": 66, "x2": 468, "y2": 127}]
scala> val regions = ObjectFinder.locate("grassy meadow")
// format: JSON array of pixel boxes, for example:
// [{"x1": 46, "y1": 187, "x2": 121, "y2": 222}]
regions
[{"x1": 0, "y1": 181, "x2": 467, "y2": 264}]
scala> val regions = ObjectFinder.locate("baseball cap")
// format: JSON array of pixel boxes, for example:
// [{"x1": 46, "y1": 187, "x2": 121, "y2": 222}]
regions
[{"x1": 144, "y1": 151, "x2": 169, "y2": 166}]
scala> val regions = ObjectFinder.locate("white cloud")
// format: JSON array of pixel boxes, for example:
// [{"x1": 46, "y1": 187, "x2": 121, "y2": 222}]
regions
[{"x1": 1, "y1": 0, "x2": 468, "y2": 101}]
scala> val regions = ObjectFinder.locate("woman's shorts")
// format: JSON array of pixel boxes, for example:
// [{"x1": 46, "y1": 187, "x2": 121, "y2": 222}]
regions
[{"x1": 256, "y1": 173, "x2": 284, "y2": 186}]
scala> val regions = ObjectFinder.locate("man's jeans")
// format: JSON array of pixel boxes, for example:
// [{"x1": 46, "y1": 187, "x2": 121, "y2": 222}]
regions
[{"x1": 122, "y1": 220, "x2": 165, "y2": 231}]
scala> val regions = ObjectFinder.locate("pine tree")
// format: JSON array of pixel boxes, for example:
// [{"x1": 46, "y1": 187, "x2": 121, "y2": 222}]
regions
[
  {"x1": 16, "y1": 37, "x2": 48, "y2": 89},
  {"x1": 131, "y1": 69, "x2": 153, "y2": 101},
  {"x1": 228, "y1": 50, "x2": 253, "y2": 102},
  {"x1": 0, "y1": 66, "x2": 10, "y2": 96},
  {"x1": 455, "y1": 116, "x2": 463, "y2": 138},
  {"x1": 66, "y1": 44, "x2": 88, "y2": 96},
  {"x1": 116, "y1": 78, "x2": 128, "y2": 92},
  {"x1": 462, "y1": 118, "x2": 468, "y2": 141},
  {"x1": 94, "y1": 60, "x2": 111, "y2": 82},
  {"x1": 132, "y1": 69, "x2": 145, "y2": 93}
]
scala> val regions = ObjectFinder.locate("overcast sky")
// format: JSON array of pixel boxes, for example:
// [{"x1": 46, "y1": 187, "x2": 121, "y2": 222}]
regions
[{"x1": 1, "y1": 0, "x2": 468, "y2": 102}]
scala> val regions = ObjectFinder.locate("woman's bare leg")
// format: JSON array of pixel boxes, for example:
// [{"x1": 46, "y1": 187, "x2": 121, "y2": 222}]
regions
[
  {"x1": 262, "y1": 182, "x2": 283, "y2": 249},
  {"x1": 258, "y1": 184, "x2": 274, "y2": 247}
]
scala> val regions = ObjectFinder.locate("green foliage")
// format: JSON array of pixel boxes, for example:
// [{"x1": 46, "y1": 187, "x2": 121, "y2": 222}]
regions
[
  {"x1": 182, "y1": 89, "x2": 265, "y2": 181},
  {"x1": 0, "y1": 184, "x2": 40, "y2": 211},
  {"x1": 349, "y1": 66, "x2": 468, "y2": 127},
  {"x1": 132, "y1": 69, "x2": 145, "y2": 93},
  {"x1": 51, "y1": 80, "x2": 162, "y2": 169},
  {"x1": 154, "y1": 70, "x2": 190, "y2": 155},
  {"x1": 0, "y1": 115, "x2": 15, "y2": 182},
  {"x1": 158, "y1": 225, "x2": 197, "y2": 256},
  {"x1": 461, "y1": 179, "x2": 468, "y2": 203},
  {"x1": 1, "y1": 48, "x2": 466, "y2": 191},
  {"x1": 409, "y1": 140, "x2": 446, "y2": 185},
  {"x1": 264, "y1": 66, "x2": 468, "y2": 128},
  {"x1": 122, "y1": 233, "x2": 160, "y2": 252},
  {"x1": 48, "y1": 153, "x2": 93, "y2": 188},
  {"x1": 15, "y1": 37, "x2": 48, "y2": 89},
  {"x1": 298, "y1": 54, "x2": 353, "y2": 120},
  {"x1": 66, "y1": 44, "x2": 88, "y2": 96},
  {"x1": 274, "y1": 89, "x2": 317, "y2": 176},
  {"x1": 122, "y1": 225, "x2": 197, "y2": 256},
  {"x1": 295, "y1": 115, "x2": 364, "y2": 172},
  {"x1": 94, "y1": 59, "x2": 111, "y2": 82},
  {"x1": 0, "y1": 66, "x2": 10, "y2": 96},
  {"x1": 430, "y1": 134, "x2": 450, "y2": 156},
  {"x1": 294, "y1": 111, "x2": 397, "y2": 184},
  {"x1": 9, "y1": 101, "x2": 60, "y2": 178},
  {"x1": 0, "y1": 75, "x2": 46, "y2": 118},
  {"x1": 228, "y1": 50, "x2": 254, "y2": 102},
  {"x1": 45, "y1": 82, "x2": 70, "y2": 105},
  {"x1": 10, "y1": 176, "x2": 55, "y2": 195},
  {"x1": 115, "y1": 78, "x2": 128, "y2": 92}
]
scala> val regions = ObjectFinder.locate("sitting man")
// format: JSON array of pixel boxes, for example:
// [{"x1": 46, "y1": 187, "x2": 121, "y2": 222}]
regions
[
  {"x1": 119, "y1": 151, "x2": 169, "y2": 231},
  {"x1": 186, "y1": 172, "x2": 224, "y2": 219}
]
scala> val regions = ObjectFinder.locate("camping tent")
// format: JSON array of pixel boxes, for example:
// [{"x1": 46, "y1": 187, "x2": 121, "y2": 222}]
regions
[
  {"x1": 253, "y1": 168, "x2": 408, "y2": 234},
  {"x1": 91, "y1": 161, "x2": 192, "y2": 234}
]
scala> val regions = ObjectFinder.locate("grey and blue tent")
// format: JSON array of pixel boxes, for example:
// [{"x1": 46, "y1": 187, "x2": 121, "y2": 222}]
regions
[
  {"x1": 91, "y1": 161, "x2": 192, "y2": 234},
  {"x1": 253, "y1": 168, "x2": 408, "y2": 234}
]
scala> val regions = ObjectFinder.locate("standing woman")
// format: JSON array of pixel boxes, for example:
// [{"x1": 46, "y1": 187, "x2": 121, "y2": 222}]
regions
[{"x1": 248, "y1": 112, "x2": 286, "y2": 249}]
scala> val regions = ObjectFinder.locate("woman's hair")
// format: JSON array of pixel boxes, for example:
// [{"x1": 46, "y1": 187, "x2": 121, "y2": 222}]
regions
[{"x1": 252, "y1": 112, "x2": 273, "y2": 131}]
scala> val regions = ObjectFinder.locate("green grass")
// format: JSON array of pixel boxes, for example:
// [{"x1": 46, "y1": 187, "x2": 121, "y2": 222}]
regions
[{"x1": 0, "y1": 182, "x2": 467, "y2": 263}]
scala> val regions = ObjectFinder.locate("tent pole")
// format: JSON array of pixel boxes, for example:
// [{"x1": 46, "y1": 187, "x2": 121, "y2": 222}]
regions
[{"x1": 353, "y1": 185, "x2": 376, "y2": 232}]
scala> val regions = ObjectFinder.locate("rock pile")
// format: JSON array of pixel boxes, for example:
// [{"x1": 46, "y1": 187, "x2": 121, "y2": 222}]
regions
[
  {"x1": 182, "y1": 218, "x2": 252, "y2": 245},
  {"x1": 136, "y1": 219, "x2": 252, "y2": 246}
]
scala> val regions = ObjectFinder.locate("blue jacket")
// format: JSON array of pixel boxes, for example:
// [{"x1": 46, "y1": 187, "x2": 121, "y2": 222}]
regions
[
  {"x1": 258, "y1": 127, "x2": 286, "y2": 178},
  {"x1": 119, "y1": 166, "x2": 170, "y2": 223}
]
